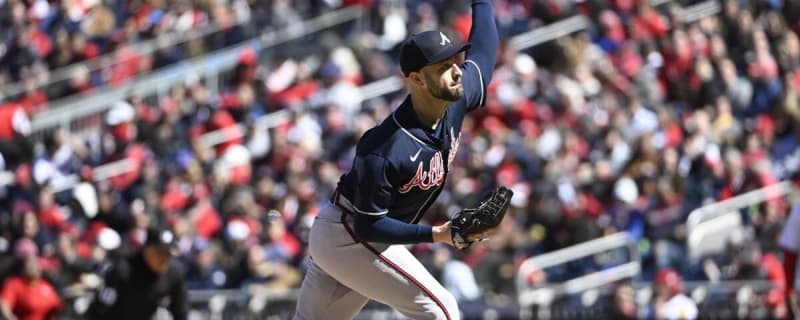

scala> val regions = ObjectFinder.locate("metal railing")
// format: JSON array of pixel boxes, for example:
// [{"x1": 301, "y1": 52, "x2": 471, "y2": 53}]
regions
[
  {"x1": 516, "y1": 232, "x2": 640, "y2": 310},
  {"x1": 0, "y1": 11, "x2": 252, "y2": 104},
  {"x1": 30, "y1": 6, "x2": 364, "y2": 135},
  {"x1": 0, "y1": 7, "x2": 363, "y2": 191},
  {"x1": 63, "y1": 287, "x2": 398, "y2": 319},
  {"x1": 686, "y1": 181, "x2": 797, "y2": 262},
  {"x1": 535, "y1": 279, "x2": 777, "y2": 320},
  {"x1": 680, "y1": 0, "x2": 722, "y2": 24},
  {"x1": 507, "y1": 15, "x2": 591, "y2": 52}
]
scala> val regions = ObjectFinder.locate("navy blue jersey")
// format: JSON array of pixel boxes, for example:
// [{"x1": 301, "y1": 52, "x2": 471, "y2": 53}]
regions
[
  {"x1": 332, "y1": 0, "x2": 498, "y2": 244},
  {"x1": 337, "y1": 61, "x2": 486, "y2": 223}
]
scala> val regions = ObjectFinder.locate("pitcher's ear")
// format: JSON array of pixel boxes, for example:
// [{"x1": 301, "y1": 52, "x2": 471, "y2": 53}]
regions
[{"x1": 408, "y1": 72, "x2": 425, "y2": 87}]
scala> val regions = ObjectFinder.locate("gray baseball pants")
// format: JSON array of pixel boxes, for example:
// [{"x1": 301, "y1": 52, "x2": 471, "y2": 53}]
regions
[{"x1": 293, "y1": 200, "x2": 459, "y2": 320}]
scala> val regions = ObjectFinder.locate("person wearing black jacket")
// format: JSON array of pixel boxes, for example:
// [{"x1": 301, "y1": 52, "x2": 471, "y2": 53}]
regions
[{"x1": 86, "y1": 226, "x2": 188, "y2": 320}]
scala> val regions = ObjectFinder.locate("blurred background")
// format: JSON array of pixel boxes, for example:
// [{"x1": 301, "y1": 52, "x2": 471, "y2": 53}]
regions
[{"x1": 0, "y1": 0, "x2": 799, "y2": 319}]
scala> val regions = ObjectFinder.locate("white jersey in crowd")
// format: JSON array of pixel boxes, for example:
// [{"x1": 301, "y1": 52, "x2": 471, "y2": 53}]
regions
[{"x1": 661, "y1": 293, "x2": 698, "y2": 320}]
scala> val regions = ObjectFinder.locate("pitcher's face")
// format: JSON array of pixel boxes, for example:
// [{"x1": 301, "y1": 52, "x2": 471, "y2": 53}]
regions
[{"x1": 421, "y1": 55, "x2": 464, "y2": 102}]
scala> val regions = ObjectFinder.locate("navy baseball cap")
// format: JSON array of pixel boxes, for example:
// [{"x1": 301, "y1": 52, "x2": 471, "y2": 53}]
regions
[
  {"x1": 399, "y1": 31, "x2": 471, "y2": 76},
  {"x1": 145, "y1": 226, "x2": 178, "y2": 253}
]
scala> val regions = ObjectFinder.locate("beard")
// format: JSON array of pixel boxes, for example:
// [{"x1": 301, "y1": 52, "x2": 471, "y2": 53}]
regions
[
  {"x1": 425, "y1": 76, "x2": 463, "y2": 102},
  {"x1": 433, "y1": 85, "x2": 463, "y2": 101}
]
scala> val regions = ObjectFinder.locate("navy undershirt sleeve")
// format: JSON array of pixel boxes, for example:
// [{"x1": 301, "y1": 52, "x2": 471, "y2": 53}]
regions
[
  {"x1": 350, "y1": 154, "x2": 433, "y2": 244},
  {"x1": 461, "y1": 0, "x2": 499, "y2": 110},
  {"x1": 467, "y1": 0, "x2": 498, "y2": 79},
  {"x1": 353, "y1": 214, "x2": 434, "y2": 244}
]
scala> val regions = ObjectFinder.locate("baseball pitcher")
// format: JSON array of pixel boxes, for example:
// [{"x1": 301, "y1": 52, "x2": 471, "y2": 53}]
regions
[{"x1": 293, "y1": 1, "x2": 508, "y2": 319}]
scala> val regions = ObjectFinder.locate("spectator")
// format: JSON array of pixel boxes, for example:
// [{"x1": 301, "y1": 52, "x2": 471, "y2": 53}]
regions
[
  {"x1": 184, "y1": 239, "x2": 226, "y2": 290},
  {"x1": 85, "y1": 226, "x2": 188, "y2": 320},
  {"x1": 0, "y1": 101, "x2": 32, "y2": 170},
  {"x1": 650, "y1": 268, "x2": 698, "y2": 320},
  {"x1": 429, "y1": 245, "x2": 481, "y2": 303},
  {"x1": 32, "y1": 129, "x2": 84, "y2": 188},
  {"x1": 0, "y1": 240, "x2": 61, "y2": 320},
  {"x1": 605, "y1": 282, "x2": 637, "y2": 320}
]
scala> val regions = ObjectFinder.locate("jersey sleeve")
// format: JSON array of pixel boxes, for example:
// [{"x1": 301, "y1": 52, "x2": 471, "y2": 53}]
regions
[
  {"x1": 460, "y1": 61, "x2": 488, "y2": 111},
  {"x1": 350, "y1": 154, "x2": 394, "y2": 215},
  {"x1": 460, "y1": 0, "x2": 498, "y2": 111}
]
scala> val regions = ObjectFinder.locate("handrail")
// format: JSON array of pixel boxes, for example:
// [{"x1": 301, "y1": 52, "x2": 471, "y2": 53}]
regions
[
  {"x1": 45, "y1": 158, "x2": 137, "y2": 193},
  {"x1": 186, "y1": 288, "x2": 299, "y2": 302},
  {"x1": 686, "y1": 181, "x2": 795, "y2": 230},
  {"x1": 197, "y1": 109, "x2": 291, "y2": 148},
  {"x1": 30, "y1": 6, "x2": 363, "y2": 133},
  {"x1": 198, "y1": 75, "x2": 402, "y2": 148},
  {"x1": 516, "y1": 232, "x2": 638, "y2": 301},
  {"x1": 685, "y1": 180, "x2": 796, "y2": 262},
  {"x1": 0, "y1": 14, "x2": 250, "y2": 103},
  {"x1": 650, "y1": 0, "x2": 674, "y2": 5},
  {"x1": 518, "y1": 262, "x2": 640, "y2": 307},
  {"x1": 669, "y1": 280, "x2": 776, "y2": 292},
  {"x1": 358, "y1": 76, "x2": 405, "y2": 102},
  {"x1": 520, "y1": 279, "x2": 775, "y2": 311},
  {"x1": 517, "y1": 232, "x2": 634, "y2": 273},
  {"x1": 680, "y1": 0, "x2": 721, "y2": 23},
  {"x1": 0, "y1": 7, "x2": 363, "y2": 191},
  {"x1": 31, "y1": 43, "x2": 246, "y2": 132},
  {"x1": 507, "y1": 15, "x2": 591, "y2": 52}
]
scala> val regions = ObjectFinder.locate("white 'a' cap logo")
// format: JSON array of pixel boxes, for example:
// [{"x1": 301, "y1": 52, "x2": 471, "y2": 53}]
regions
[
  {"x1": 161, "y1": 230, "x2": 174, "y2": 244},
  {"x1": 439, "y1": 32, "x2": 451, "y2": 46}
]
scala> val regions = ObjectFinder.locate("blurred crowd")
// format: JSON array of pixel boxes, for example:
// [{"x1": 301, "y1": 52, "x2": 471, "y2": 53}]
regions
[
  {"x1": 0, "y1": 0, "x2": 354, "y2": 116},
  {"x1": 1, "y1": 0, "x2": 800, "y2": 318}
]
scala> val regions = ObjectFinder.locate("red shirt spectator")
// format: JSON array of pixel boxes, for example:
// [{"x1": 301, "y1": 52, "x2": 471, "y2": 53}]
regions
[
  {"x1": 0, "y1": 257, "x2": 61, "y2": 320},
  {"x1": 0, "y1": 103, "x2": 30, "y2": 140}
]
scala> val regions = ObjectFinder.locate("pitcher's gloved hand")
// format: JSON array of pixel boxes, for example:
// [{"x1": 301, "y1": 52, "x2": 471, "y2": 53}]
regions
[{"x1": 449, "y1": 186, "x2": 513, "y2": 250}]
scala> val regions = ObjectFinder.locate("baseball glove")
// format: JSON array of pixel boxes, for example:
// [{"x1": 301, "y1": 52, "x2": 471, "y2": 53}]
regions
[{"x1": 450, "y1": 186, "x2": 513, "y2": 250}]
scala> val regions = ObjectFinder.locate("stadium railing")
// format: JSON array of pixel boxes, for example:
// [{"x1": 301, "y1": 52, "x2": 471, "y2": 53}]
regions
[
  {"x1": 516, "y1": 232, "x2": 640, "y2": 319},
  {"x1": 516, "y1": 179, "x2": 797, "y2": 319},
  {"x1": 0, "y1": 7, "x2": 362, "y2": 192},
  {"x1": 535, "y1": 278, "x2": 777, "y2": 320},
  {"x1": 29, "y1": 6, "x2": 364, "y2": 137},
  {"x1": 0, "y1": 7, "x2": 253, "y2": 104},
  {"x1": 686, "y1": 181, "x2": 798, "y2": 262},
  {"x1": 515, "y1": 230, "x2": 782, "y2": 320}
]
